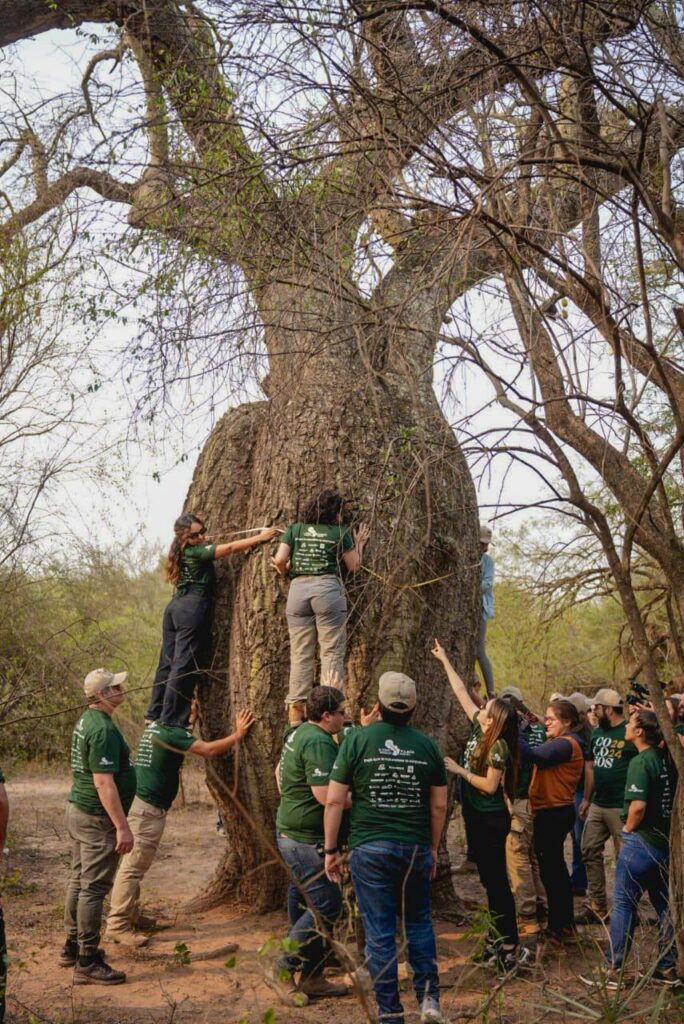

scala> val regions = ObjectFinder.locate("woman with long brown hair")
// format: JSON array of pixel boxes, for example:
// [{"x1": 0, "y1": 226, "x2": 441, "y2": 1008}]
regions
[
  {"x1": 520, "y1": 699, "x2": 587, "y2": 945},
  {"x1": 432, "y1": 640, "x2": 527, "y2": 975},
  {"x1": 146, "y1": 513, "x2": 280, "y2": 727}
]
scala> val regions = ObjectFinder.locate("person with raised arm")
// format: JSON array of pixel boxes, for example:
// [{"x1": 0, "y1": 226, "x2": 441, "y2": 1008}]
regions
[
  {"x1": 147, "y1": 514, "x2": 281, "y2": 728},
  {"x1": 431, "y1": 641, "x2": 528, "y2": 975}
]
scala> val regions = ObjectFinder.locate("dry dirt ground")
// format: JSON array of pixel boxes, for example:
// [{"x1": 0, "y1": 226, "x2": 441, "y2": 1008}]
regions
[{"x1": 2, "y1": 766, "x2": 682, "y2": 1024}]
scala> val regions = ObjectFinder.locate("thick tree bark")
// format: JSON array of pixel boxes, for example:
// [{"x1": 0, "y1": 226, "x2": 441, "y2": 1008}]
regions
[{"x1": 186, "y1": 287, "x2": 478, "y2": 911}]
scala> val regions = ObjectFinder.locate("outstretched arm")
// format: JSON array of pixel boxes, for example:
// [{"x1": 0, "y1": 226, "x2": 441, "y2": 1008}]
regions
[
  {"x1": 214, "y1": 527, "x2": 281, "y2": 560},
  {"x1": 191, "y1": 709, "x2": 256, "y2": 756},
  {"x1": 431, "y1": 639, "x2": 479, "y2": 721}
]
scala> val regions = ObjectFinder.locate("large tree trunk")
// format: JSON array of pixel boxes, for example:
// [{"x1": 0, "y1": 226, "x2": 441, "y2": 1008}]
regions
[{"x1": 187, "y1": 285, "x2": 478, "y2": 911}]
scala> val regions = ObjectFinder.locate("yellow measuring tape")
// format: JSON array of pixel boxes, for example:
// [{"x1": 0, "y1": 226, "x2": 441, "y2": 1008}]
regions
[{"x1": 361, "y1": 565, "x2": 461, "y2": 591}]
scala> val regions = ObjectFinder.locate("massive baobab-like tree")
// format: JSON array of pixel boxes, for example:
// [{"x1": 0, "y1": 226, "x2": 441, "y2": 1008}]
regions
[{"x1": 2, "y1": 1, "x2": 683, "y2": 914}]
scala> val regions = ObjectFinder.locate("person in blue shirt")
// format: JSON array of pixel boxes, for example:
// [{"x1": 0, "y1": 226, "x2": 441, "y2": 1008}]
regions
[{"x1": 478, "y1": 524, "x2": 496, "y2": 697}]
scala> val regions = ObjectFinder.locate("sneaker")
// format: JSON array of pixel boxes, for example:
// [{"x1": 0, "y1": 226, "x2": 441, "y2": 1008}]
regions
[
  {"x1": 299, "y1": 975, "x2": 349, "y2": 999},
  {"x1": 73, "y1": 951, "x2": 126, "y2": 985},
  {"x1": 58, "y1": 940, "x2": 79, "y2": 967},
  {"x1": 420, "y1": 995, "x2": 447, "y2": 1023},
  {"x1": 104, "y1": 927, "x2": 149, "y2": 948},
  {"x1": 580, "y1": 969, "x2": 620, "y2": 991},
  {"x1": 470, "y1": 941, "x2": 499, "y2": 965},
  {"x1": 649, "y1": 968, "x2": 683, "y2": 988},
  {"x1": 495, "y1": 945, "x2": 533, "y2": 977},
  {"x1": 268, "y1": 965, "x2": 310, "y2": 1007}
]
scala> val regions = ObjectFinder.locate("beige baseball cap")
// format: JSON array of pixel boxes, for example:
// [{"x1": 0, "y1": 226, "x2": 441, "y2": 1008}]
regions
[
  {"x1": 480, "y1": 523, "x2": 492, "y2": 544},
  {"x1": 590, "y1": 687, "x2": 623, "y2": 708},
  {"x1": 378, "y1": 672, "x2": 416, "y2": 712},
  {"x1": 568, "y1": 692, "x2": 592, "y2": 713},
  {"x1": 499, "y1": 685, "x2": 524, "y2": 703},
  {"x1": 84, "y1": 668, "x2": 128, "y2": 700}
]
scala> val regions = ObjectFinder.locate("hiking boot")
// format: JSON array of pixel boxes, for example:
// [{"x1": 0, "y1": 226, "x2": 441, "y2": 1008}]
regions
[
  {"x1": 269, "y1": 965, "x2": 310, "y2": 1007},
  {"x1": 104, "y1": 927, "x2": 149, "y2": 948},
  {"x1": 287, "y1": 702, "x2": 307, "y2": 726},
  {"x1": 575, "y1": 905, "x2": 609, "y2": 926},
  {"x1": 544, "y1": 927, "x2": 580, "y2": 949},
  {"x1": 518, "y1": 916, "x2": 541, "y2": 937},
  {"x1": 73, "y1": 951, "x2": 126, "y2": 985},
  {"x1": 420, "y1": 995, "x2": 447, "y2": 1023},
  {"x1": 58, "y1": 940, "x2": 79, "y2": 967},
  {"x1": 300, "y1": 975, "x2": 349, "y2": 999}
]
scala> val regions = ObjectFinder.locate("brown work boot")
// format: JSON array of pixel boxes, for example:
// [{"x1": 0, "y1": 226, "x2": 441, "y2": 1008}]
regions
[
  {"x1": 300, "y1": 974, "x2": 349, "y2": 999},
  {"x1": 104, "y1": 927, "x2": 150, "y2": 948},
  {"x1": 73, "y1": 951, "x2": 126, "y2": 985},
  {"x1": 287, "y1": 701, "x2": 306, "y2": 726}
]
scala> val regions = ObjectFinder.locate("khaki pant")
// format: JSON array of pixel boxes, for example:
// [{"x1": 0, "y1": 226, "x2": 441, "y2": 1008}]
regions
[
  {"x1": 506, "y1": 799, "x2": 546, "y2": 920},
  {"x1": 107, "y1": 797, "x2": 166, "y2": 931},
  {"x1": 286, "y1": 576, "x2": 347, "y2": 703},
  {"x1": 581, "y1": 803, "x2": 624, "y2": 912},
  {"x1": 64, "y1": 802, "x2": 120, "y2": 956}
]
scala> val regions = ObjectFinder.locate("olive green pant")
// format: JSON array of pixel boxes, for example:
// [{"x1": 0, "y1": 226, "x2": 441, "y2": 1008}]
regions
[
  {"x1": 506, "y1": 800, "x2": 546, "y2": 920},
  {"x1": 64, "y1": 802, "x2": 120, "y2": 956},
  {"x1": 581, "y1": 804, "x2": 624, "y2": 912},
  {"x1": 108, "y1": 797, "x2": 167, "y2": 932}
]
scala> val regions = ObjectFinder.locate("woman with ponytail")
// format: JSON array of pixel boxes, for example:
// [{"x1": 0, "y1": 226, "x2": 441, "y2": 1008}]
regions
[
  {"x1": 582, "y1": 710, "x2": 680, "y2": 988},
  {"x1": 146, "y1": 514, "x2": 280, "y2": 727},
  {"x1": 432, "y1": 640, "x2": 528, "y2": 975}
]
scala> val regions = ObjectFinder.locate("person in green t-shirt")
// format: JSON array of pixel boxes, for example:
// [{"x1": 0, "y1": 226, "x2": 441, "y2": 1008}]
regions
[
  {"x1": 582, "y1": 711, "x2": 680, "y2": 989},
  {"x1": 62, "y1": 668, "x2": 136, "y2": 986},
  {"x1": 273, "y1": 685, "x2": 349, "y2": 1006},
  {"x1": 105, "y1": 707, "x2": 255, "y2": 946},
  {"x1": 431, "y1": 641, "x2": 525, "y2": 974},
  {"x1": 146, "y1": 513, "x2": 280, "y2": 728},
  {"x1": 576, "y1": 687, "x2": 636, "y2": 923},
  {"x1": 325, "y1": 672, "x2": 448, "y2": 1024},
  {"x1": 272, "y1": 490, "x2": 370, "y2": 725},
  {"x1": 498, "y1": 686, "x2": 547, "y2": 935}
]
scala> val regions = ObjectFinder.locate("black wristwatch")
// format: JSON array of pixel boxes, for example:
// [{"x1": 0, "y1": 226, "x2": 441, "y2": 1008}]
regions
[{"x1": 324, "y1": 847, "x2": 339, "y2": 855}]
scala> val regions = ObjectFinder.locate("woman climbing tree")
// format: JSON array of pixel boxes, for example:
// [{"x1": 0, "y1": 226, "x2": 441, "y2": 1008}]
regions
[
  {"x1": 147, "y1": 514, "x2": 281, "y2": 728},
  {"x1": 272, "y1": 490, "x2": 370, "y2": 725}
]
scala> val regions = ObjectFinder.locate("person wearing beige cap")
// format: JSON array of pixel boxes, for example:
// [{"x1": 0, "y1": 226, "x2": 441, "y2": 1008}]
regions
[
  {"x1": 324, "y1": 671, "x2": 448, "y2": 1024},
  {"x1": 576, "y1": 687, "x2": 636, "y2": 925},
  {"x1": 60, "y1": 668, "x2": 136, "y2": 985}
]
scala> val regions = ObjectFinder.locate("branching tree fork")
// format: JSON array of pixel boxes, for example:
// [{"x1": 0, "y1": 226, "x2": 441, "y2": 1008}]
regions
[{"x1": 2, "y1": 2, "x2": 683, "y2": 930}]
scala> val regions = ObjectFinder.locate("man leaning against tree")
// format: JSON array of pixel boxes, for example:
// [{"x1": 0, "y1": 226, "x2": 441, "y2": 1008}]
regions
[
  {"x1": 325, "y1": 672, "x2": 448, "y2": 1024},
  {"x1": 60, "y1": 668, "x2": 136, "y2": 985}
]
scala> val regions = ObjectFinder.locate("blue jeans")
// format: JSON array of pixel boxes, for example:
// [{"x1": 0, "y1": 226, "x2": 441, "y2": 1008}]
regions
[
  {"x1": 571, "y1": 791, "x2": 588, "y2": 892},
  {"x1": 351, "y1": 841, "x2": 439, "y2": 1024},
  {"x1": 606, "y1": 831, "x2": 675, "y2": 971},
  {"x1": 276, "y1": 835, "x2": 342, "y2": 979}
]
